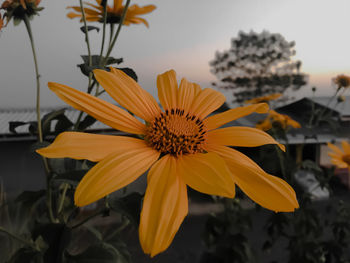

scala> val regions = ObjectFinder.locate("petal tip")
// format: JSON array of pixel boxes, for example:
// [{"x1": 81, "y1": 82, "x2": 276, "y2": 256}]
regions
[{"x1": 279, "y1": 144, "x2": 286, "y2": 152}]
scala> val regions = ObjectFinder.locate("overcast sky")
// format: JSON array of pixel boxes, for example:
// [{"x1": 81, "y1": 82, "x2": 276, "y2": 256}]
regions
[{"x1": 1, "y1": 0, "x2": 350, "y2": 108}]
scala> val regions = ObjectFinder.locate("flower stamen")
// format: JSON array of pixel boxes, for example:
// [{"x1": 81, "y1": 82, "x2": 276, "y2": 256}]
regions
[{"x1": 146, "y1": 108, "x2": 207, "y2": 156}]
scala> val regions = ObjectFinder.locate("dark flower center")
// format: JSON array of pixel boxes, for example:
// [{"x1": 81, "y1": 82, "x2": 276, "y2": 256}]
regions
[{"x1": 146, "y1": 108, "x2": 207, "y2": 156}]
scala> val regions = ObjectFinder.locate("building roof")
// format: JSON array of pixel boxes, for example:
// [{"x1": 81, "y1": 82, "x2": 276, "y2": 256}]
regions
[{"x1": 0, "y1": 107, "x2": 111, "y2": 141}]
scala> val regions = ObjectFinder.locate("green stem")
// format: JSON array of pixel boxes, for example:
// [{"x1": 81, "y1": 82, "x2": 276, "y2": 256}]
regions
[
  {"x1": 103, "y1": 0, "x2": 131, "y2": 64},
  {"x1": 23, "y1": 15, "x2": 43, "y2": 143},
  {"x1": 105, "y1": 218, "x2": 130, "y2": 241},
  {"x1": 0, "y1": 227, "x2": 38, "y2": 250},
  {"x1": 109, "y1": 24, "x2": 115, "y2": 46},
  {"x1": 58, "y1": 183, "x2": 69, "y2": 214},
  {"x1": 99, "y1": 0, "x2": 108, "y2": 63},
  {"x1": 79, "y1": 0, "x2": 92, "y2": 66},
  {"x1": 23, "y1": 14, "x2": 56, "y2": 224}
]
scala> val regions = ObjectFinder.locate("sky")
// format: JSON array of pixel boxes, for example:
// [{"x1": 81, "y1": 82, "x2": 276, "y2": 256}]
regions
[{"x1": 0, "y1": 0, "x2": 350, "y2": 108}]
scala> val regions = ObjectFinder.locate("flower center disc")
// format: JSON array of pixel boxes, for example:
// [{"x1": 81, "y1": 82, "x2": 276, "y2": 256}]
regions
[
  {"x1": 342, "y1": 154, "x2": 350, "y2": 165},
  {"x1": 146, "y1": 108, "x2": 207, "y2": 156}
]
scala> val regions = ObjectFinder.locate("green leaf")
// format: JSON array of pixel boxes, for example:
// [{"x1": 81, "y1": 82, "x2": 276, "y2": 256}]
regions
[{"x1": 109, "y1": 192, "x2": 143, "y2": 225}]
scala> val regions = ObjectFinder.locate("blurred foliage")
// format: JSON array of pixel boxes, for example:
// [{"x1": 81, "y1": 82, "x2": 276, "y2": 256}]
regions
[{"x1": 210, "y1": 30, "x2": 308, "y2": 103}]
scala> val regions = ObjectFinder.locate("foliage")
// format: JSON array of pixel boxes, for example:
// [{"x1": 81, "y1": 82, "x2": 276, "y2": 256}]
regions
[{"x1": 210, "y1": 30, "x2": 308, "y2": 103}]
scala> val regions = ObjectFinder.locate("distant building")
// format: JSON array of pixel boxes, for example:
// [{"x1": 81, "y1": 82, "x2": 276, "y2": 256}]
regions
[{"x1": 0, "y1": 107, "x2": 115, "y2": 195}]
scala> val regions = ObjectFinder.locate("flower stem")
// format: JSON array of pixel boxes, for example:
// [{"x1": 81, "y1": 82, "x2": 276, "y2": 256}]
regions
[
  {"x1": 57, "y1": 183, "x2": 69, "y2": 214},
  {"x1": 103, "y1": 0, "x2": 131, "y2": 64},
  {"x1": 0, "y1": 227, "x2": 38, "y2": 250},
  {"x1": 23, "y1": 14, "x2": 56, "y2": 224},
  {"x1": 79, "y1": 0, "x2": 92, "y2": 67},
  {"x1": 23, "y1": 14, "x2": 43, "y2": 143},
  {"x1": 99, "y1": 0, "x2": 108, "y2": 63},
  {"x1": 109, "y1": 24, "x2": 115, "y2": 46}
]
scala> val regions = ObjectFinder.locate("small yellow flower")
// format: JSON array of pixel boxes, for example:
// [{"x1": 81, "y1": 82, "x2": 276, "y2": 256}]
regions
[
  {"x1": 333, "y1": 74, "x2": 350, "y2": 89},
  {"x1": 0, "y1": 14, "x2": 3, "y2": 30},
  {"x1": 67, "y1": 0, "x2": 156, "y2": 27},
  {"x1": 1, "y1": 0, "x2": 42, "y2": 23},
  {"x1": 256, "y1": 110, "x2": 301, "y2": 131},
  {"x1": 245, "y1": 93, "x2": 282, "y2": 104},
  {"x1": 328, "y1": 141, "x2": 350, "y2": 169},
  {"x1": 37, "y1": 69, "x2": 298, "y2": 257}
]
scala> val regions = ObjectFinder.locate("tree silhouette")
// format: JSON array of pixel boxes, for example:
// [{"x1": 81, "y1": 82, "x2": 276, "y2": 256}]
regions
[{"x1": 210, "y1": 30, "x2": 308, "y2": 103}]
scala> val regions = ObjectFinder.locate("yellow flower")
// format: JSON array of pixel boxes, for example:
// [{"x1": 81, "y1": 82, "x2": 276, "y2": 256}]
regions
[
  {"x1": 37, "y1": 69, "x2": 299, "y2": 257},
  {"x1": 256, "y1": 110, "x2": 301, "y2": 131},
  {"x1": 328, "y1": 141, "x2": 350, "y2": 169},
  {"x1": 333, "y1": 74, "x2": 350, "y2": 89},
  {"x1": 1, "y1": 0, "x2": 42, "y2": 23},
  {"x1": 244, "y1": 93, "x2": 282, "y2": 104},
  {"x1": 67, "y1": 0, "x2": 156, "y2": 27},
  {"x1": 0, "y1": 14, "x2": 3, "y2": 30}
]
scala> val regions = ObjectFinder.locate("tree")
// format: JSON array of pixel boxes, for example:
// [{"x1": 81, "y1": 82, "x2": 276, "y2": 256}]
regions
[{"x1": 210, "y1": 30, "x2": 308, "y2": 103}]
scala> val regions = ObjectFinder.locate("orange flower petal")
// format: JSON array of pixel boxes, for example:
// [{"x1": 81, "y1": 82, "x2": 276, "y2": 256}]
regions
[
  {"x1": 48, "y1": 82, "x2": 145, "y2": 134},
  {"x1": 67, "y1": 12, "x2": 82, "y2": 19},
  {"x1": 94, "y1": 69, "x2": 160, "y2": 122},
  {"x1": 331, "y1": 159, "x2": 347, "y2": 168},
  {"x1": 177, "y1": 78, "x2": 195, "y2": 113},
  {"x1": 328, "y1": 142, "x2": 343, "y2": 155},
  {"x1": 177, "y1": 152, "x2": 235, "y2": 198},
  {"x1": 36, "y1": 132, "x2": 147, "y2": 162},
  {"x1": 342, "y1": 141, "x2": 350, "y2": 154},
  {"x1": 207, "y1": 126, "x2": 285, "y2": 151},
  {"x1": 157, "y1": 70, "x2": 178, "y2": 110},
  {"x1": 131, "y1": 4, "x2": 156, "y2": 15},
  {"x1": 75, "y1": 146, "x2": 160, "y2": 206},
  {"x1": 113, "y1": 0, "x2": 122, "y2": 11},
  {"x1": 204, "y1": 103, "x2": 269, "y2": 130},
  {"x1": 207, "y1": 145, "x2": 298, "y2": 212},
  {"x1": 191, "y1": 88, "x2": 225, "y2": 119},
  {"x1": 139, "y1": 155, "x2": 188, "y2": 257}
]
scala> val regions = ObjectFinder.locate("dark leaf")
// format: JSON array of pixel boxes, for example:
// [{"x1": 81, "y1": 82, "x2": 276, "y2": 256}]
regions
[
  {"x1": 66, "y1": 244, "x2": 118, "y2": 263},
  {"x1": 32, "y1": 223, "x2": 72, "y2": 263},
  {"x1": 7, "y1": 247, "x2": 41, "y2": 263},
  {"x1": 78, "y1": 56, "x2": 123, "y2": 76},
  {"x1": 78, "y1": 115, "x2": 97, "y2": 131},
  {"x1": 28, "y1": 121, "x2": 38, "y2": 135},
  {"x1": 80, "y1": 26, "x2": 100, "y2": 33},
  {"x1": 55, "y1": 115, "x2": 74, "y2": 133},
  {"x1": 15, "y1": 190, "x2": 46, "y2": 208},
  {"x1": 9, "y1": 121, "x2": 28, "y2": 134},
  {"x1": 105, "y1": 57, "x2": 123, "y2": 66},
  {"x1": 109, "y1": 192, "x2": 143, "y2": 225},
  {"x1": 41, "y1": 108, "x2": 67, "y2": 135},
  {"x1": 116, "y1": 67, "x2": 138, "y2": 82}
]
